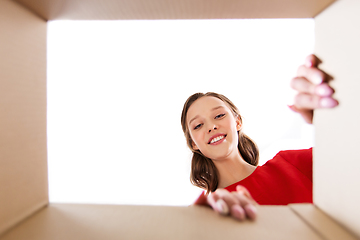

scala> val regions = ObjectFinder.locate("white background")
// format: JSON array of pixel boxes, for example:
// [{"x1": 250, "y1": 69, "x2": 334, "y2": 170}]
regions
[{"x1": 47, "y1": 19, "x2": 314, "y2": 206}]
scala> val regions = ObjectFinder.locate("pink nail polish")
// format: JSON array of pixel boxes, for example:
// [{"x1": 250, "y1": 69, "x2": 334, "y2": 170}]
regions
[
  {"x1": 233, "y1": 206, "x2": 245, "y2": 221},
  {"x1": 320, "y1": 98, "x2": 338, "y2": 108},
  {"x1": 247, "y1": 204, "x2": 257, "y2": 214},
  {"x1": 314, "y1": 75, "x2": 323, "y2": 85},
  {"x1": 287, "y1": 105, "x2": 296, "y2": 111},
  {"x1": 245, "y1": 204, "x2": 257, "y2": 220},
  {"x1": 316, "y1": 85, "x2": 333, "y2": 97}
]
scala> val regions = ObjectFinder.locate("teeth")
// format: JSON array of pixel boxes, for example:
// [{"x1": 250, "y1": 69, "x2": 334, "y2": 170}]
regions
[{"x1": 210, "y1": 135, "x2": 224, "y2": 144}]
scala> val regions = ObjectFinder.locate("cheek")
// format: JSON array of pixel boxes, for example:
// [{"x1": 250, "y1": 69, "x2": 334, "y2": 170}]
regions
[
  {"x1": 191, "y1": 132, "x2": 201, "y2": 145},
  {"x1": 227, "y1": 119, "x2": 238, "y2": 132},
  {"x1": 190, "y1": 131, "x2": 205, "y2": 150},
  {"x1": 224, "y1": 120, "x2": 239, "y2": 141}
]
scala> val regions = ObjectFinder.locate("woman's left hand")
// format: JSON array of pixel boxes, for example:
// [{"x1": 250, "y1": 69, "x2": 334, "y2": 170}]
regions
[{"x1": 289, "y1": 54, "x2": 339, "y2": 124}]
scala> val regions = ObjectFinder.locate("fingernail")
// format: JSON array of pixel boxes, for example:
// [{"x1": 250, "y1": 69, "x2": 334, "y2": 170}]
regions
[
  {"x1": 236, "y1": 185, "x2": 245, "y2": 194},
  {"x1": 320, "y1": 98, "x2": 338, "y2": 108},
  {"x1": 232, "y1": 205, "x2": 246, "y2": 221},
  {"x1": 245, "y1": 204, "x2": 257, "y2": 220},
  {"x1": 287, "y1": 105, "x2": 297, "y2": 112},
  {"x1": 316, "y1": 85, "x2": 333, "y2": 97},
  {"x1": 305, "y1": 60, "x2": 312, "y2": 68},
  {"x1": 216, "y1": 199, "x2": 229, "y2": 215},
  {"x1": 313, "y1": 74, "x2": 323, "y2": 85}
]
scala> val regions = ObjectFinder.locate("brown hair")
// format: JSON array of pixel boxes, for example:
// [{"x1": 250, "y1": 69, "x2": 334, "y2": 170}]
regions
[{"x1": 181, "y1": 92, "x2": 259, "y2": 193}]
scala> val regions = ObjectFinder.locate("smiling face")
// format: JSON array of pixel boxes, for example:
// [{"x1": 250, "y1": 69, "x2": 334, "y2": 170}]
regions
[{"x1": 186, "y1": 96, "x2": 242, "y2": 161}]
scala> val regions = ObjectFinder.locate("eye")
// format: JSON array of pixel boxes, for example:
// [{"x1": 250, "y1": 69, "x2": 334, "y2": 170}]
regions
[
  {"x1": 215, "y1": 113, "x2": 225, "y2": 119},
  {"x1": 194, "y1": 123, "x2": 202, "y2": 130}
]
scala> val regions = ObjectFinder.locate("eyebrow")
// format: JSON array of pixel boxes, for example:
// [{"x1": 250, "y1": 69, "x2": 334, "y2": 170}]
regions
[{"x1": 188, "y1": 106, "x2": 225, "y2": 125}]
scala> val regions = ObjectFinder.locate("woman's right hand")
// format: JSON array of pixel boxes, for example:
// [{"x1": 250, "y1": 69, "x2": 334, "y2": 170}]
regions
[{"x1": 194, "y1": 185, "x2": 257, "y2": 221}]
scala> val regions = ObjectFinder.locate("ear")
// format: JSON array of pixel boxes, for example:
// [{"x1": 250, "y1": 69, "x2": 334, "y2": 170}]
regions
[{"x1": 235, "y1": 116, "x2": 242, "y2": 131}]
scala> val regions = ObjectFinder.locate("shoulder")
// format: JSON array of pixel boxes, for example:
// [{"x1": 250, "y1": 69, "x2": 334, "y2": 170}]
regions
[
  {"x1": 272, "y1": 148, "x2": 313, "y2": 181},
  {"x1": 275, "y1": 148, "x2": 312, "y2": 164}
]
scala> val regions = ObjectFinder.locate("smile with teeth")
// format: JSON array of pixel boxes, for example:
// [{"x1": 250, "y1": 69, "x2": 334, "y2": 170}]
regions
[{"x1": 209, "y1": 135, "x2": 226, "y2": 144}]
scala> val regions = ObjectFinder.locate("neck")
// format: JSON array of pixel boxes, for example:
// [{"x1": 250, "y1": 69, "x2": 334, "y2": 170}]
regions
[{"x1": 213, "y1": 152, "x2": 257, "y2": 189}]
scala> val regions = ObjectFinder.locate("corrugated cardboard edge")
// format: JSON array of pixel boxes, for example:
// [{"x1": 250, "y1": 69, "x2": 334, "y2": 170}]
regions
[{"x1": 289, "y1": 204, "x2": 358, "y2": 240}]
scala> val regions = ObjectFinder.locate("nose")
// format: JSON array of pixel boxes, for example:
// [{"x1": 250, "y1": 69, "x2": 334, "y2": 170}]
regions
[{"x1": 208, "y1": 126, "x2": 217, "y2": 133}]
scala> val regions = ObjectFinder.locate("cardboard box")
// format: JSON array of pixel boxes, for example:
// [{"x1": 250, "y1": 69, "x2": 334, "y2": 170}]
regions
[
  {"x1": 0, "y1": 0, "x2": 359, "y2": 239},
  {"x1": 0, "y1": 204, "x2": 354, "y2": 240},
  {"x1": 0, "y1": 0, "x2": 47, "y2": 235}
]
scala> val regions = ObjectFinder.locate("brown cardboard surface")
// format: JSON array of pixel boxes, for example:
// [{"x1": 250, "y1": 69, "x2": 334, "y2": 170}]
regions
[
  {"x1": 290, "y1": 204, "x2": 358, "y2": 240},
  {"x1": 1, "y1": 0, "x2": 359, "y2": 238},
  {"x1": 14, "y1": 0, "x2": 336, "y2": 20},
  {"x1": 0, "y1": 203, "x2": 323, "y2": 240},
  {"x1": 0, "y1": 0, "x2": 48, "y2": 236},
  {"x1": 314, "y1": 0, "x2": 360, "y2": 238}
]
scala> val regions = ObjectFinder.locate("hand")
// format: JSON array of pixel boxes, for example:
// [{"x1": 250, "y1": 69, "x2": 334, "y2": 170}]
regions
[
  {"x1": 194, "y1": 185, "x2": 257, "y2": 221},
  {"x1": 289, "y1": 54, "x2": 338, "y2": 124}
]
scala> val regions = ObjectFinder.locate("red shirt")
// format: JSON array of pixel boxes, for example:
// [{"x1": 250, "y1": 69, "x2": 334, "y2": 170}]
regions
[{"x1": 225, "y1": 148, "x2": 313, "y2": 205}]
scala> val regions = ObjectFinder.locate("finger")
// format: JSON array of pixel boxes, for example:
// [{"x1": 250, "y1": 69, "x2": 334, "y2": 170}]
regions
[
  {"x1": 220, "y1": 191, "x2": 243, "y2": 209},
  {"x1": 315, "y1": 83, "x2": 335, "y2": 97},
  {"x1": 232, "y1": 190, "x2": 254, "y2": 209},
  {"x1": 295, "y1": 93, "x2": 339, "y2": 109},
  {"x1": 294, "y1": 93, "x2": 320, "y2": 109},
  {"x1": 230, "y1": 204, "x2": 246, "y2": 221},
  {"x1": 231, "y1": 190, "x2": 257, "y2": 220},
  {"x1": 206, "y1": 192, "x2": 220, "y2": 212},
  {"x1": 305, "y1": 54, "x2": 322, "y2": 68},
  {"x1": 208, "y1": 189, "x2": 229, "y2": 203},
  {"x1": 291, "y1": 77, "x2": 316, "y2": 94},
  {"x1": 215, "y1": 199, "x2": 230, "y2": 215},
  {"x1": 207, "y1": 191, "x2": 230, "y2": 215},
  {"x1": 211, "y1": 189, "x2": 246, "y2": 216},
  {"x1": 244, "y1": 204, "x2": 257, "y2": 220},
  {"x1": 291, "y1": 78, "x2": 334, "y2": 97},
  {"x1": 209, "y1": 189, "x2": 258, "y2": 220},
  {"x1": 297, "y1": 65, "x2": 328, "y2": 85},
  {"x1": 236, "y1": 185, "x2": 258, "y2": 205}
]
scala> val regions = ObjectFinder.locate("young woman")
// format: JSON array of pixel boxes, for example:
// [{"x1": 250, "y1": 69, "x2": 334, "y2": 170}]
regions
[{"x1": 181, "y1": 55, "x2": 338, "y2": 221}]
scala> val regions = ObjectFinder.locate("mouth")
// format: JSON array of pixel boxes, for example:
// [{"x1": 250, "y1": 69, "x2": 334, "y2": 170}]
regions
[{"x1": 208, "y1": 134, "x2": 227, "y2": 145}]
